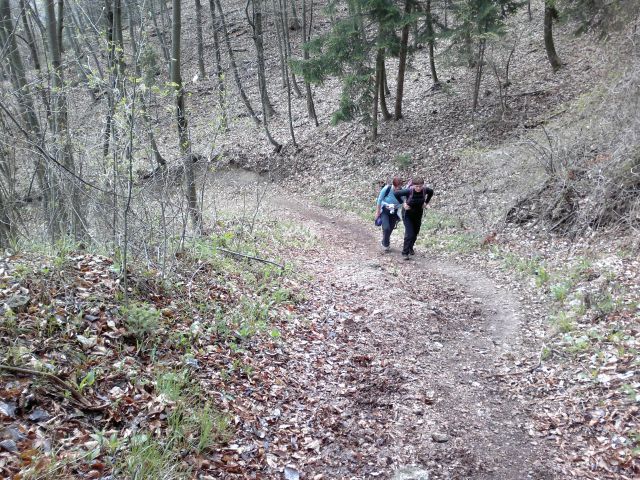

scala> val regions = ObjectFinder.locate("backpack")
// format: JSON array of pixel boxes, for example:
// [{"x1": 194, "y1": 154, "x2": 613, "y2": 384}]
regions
[
  {"x1": 375, "y1": 185, "x2": 391, "y2": 226},
  {"x1": 403, "y1": 179, "x2": 432, "y2": 204},
  {"x1": 400, "y1": 179, "x2": 414, "y2": 204}
]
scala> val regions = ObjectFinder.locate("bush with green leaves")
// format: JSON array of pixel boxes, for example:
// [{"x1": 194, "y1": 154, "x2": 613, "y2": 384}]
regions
[
  {"x1": 123, "y1": 303, "x2": 160, "y2": 343},
  {"x1": 394, "y1": 153, "x2": 412, "y2": 170}
]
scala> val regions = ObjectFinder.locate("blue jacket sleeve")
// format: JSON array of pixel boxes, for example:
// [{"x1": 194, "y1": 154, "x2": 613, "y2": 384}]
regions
[{"x1": 376, "y1": 187, "x2": 387, "y2": 206}]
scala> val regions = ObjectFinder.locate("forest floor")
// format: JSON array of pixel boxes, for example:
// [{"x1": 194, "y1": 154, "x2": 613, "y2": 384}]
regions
[
  {"x1": 0, "y1": 169, "x2": 557, "y2": 479},
  {"x1": 4, "y1": 167, "x2": 638, "y2": 479}
]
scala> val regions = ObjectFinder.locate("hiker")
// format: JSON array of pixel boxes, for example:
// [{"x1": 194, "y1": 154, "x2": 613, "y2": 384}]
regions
[
  {"x1": 395, "y1": 177, "x2": 434, "y2": 259},
  {"x1": 375, "y1": 177, "x2": 403, "y2": 252}
]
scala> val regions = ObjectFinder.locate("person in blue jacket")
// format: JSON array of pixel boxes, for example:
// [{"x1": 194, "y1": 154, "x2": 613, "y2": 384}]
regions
[
  {"x1": 393, "y1": 177, "x2": 434, "y2": 259},
  {"x1": 375, "y1": 177, "x2": 403, "y2": 252}
]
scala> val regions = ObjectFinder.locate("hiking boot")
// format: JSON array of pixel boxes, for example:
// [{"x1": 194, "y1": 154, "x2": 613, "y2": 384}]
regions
[
  {"x1": 381, "y1": 241, "x2": 390, "y2": 253},
  {"x1": 402, "y1": 254, "x2": 411, "y2": 261},
  {"x1": 409, "y1": 248, "x2": 415, "y2": 256}
]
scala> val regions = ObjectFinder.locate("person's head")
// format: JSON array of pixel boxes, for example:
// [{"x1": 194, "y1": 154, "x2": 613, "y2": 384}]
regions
[
  {"x1": 412, "y1": 177, "x2": 425, "y2": 190},
  {"x1": 392, "y1": 177, "x2": 403, "y2": 189}
]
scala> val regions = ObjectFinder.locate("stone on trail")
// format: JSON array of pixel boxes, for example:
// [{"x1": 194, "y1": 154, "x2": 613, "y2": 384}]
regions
[
  {"x1": 431, "y1": 432, "x2": 449, "y2": 443},
  {"x1": 392, "y1": 466, "x2": 430, "y2": 480},
  {"x1": 4, "y1": 294, "x2": 30, "y2": 312}
]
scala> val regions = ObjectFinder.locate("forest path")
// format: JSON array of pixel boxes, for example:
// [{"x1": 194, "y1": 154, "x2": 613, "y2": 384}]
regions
[{"x1": 217, "y1": 169, "x2": 555, "y2": 479}]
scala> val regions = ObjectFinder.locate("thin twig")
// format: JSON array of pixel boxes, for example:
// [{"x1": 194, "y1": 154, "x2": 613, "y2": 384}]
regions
[{"x1": 217, "y1": 247, "x2": 284, "y2": 269}]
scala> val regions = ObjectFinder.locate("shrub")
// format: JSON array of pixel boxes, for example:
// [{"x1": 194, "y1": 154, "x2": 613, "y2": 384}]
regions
[{"x1": 123, "y1": 303, "x2": 160, "y2": 343}]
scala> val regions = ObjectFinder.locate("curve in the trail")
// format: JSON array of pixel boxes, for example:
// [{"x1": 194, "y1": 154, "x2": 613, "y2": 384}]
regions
[
  {"x1": 213, "y1": 168, "x2": 553, "y2": 479},
  {"x1": 278, "y1": 195, "x2": 522, "y2": 347}
]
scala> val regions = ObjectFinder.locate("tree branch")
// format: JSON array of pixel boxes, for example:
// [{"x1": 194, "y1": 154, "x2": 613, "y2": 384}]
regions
[{"x1": 217, "y1": 247, "x2": 284, "y2": 269}]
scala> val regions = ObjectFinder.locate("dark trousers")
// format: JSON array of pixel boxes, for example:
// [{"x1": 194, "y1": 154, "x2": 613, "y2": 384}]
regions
[
  {"x1": 402, "y1": 210, "x2": 423, "y2": 255},
  {"x1": 381, "y1": 209, "x2": 399, "y2": 247}
]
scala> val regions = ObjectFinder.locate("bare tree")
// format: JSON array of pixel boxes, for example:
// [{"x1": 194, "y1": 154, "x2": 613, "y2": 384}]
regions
[
  {"x1": 280, "y1": 0, "x2": 303, "y2": 97},
  {"x1": 373, "y1": 44, "x2": 382, "y2": 139},
  {"x1": 46, "y1": 0, "x2": 86, "y2": 239},
  {"x1": 208, "y1": 0, "x2": 228, "y2": 128},
  {"x1": 214, "y1": 0, "x2": 260, "y2": 125},
  {"x1": 171, "y1": 0, "x2": 200, "y2": 229},
  {"x1": 126, "y1": 0, "x2": 166, "y2": 170},
  {"x1": 18, "y1": 0, "x2": 41, "y2": 70},
  {"x1": 302, "y1": 0, "x2": 318, "y2": 125},
  {"x1": 379, "y1": 51, "x2": 392, "y2": 120},
  {"x1": 426, "y1": 0, "x2": 440, "y2": 87},
  {"x1": 195, "y1": 0, "x2": 207, "y2": 79},
  {"x1": 149, "y1": 0, "x2": 170, "y2": 64},
  {"x1": 277, "y1": 0, "x2": 297, "y2": 145},
  {"x1": 544, "y1": 0, "x2": 562, "y2": 72},
  {"x1": 247, "y1": 0, "x2": 281, "y2": 149},
  {"x1": 472, "y1": 39, "x2": 486, "y2": 112},
  {"x1": 395, "y1": 0, "x2": 413, "y2": 120},
  {"x1": 247, "y1": 0, "x2": 276, "y2": 119},
  {"x1": 271, "y1": 0, "x2": 287, "y2": 87}
]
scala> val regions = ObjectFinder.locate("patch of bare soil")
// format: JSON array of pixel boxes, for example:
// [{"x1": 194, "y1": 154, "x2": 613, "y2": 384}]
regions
[{"x1": 219, "y1": 169, "x2": 558, "y2": 479}]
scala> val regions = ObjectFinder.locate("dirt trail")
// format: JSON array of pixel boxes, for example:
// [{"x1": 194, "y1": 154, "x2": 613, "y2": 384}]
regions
[{"x1": 218, "y1": 170, "x2": 555, "y2": 479}]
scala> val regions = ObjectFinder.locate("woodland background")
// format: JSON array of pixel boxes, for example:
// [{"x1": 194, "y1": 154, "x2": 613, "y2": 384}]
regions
[{"x1": 1, "y1": 0, "x2": 640, "y2": 478}]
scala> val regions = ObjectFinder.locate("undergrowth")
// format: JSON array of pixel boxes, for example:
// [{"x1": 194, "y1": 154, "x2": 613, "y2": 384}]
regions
[{"x1": 0, "y1": 216, "x2": 312, "y2": 478}]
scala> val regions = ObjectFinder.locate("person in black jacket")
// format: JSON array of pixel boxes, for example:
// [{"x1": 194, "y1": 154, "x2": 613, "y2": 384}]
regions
[{"x1": 394, "y1": 177, "x2": 434, "y2": 259}]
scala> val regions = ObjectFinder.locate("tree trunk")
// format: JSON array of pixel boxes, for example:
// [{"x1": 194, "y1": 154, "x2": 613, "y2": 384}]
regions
[
  {"x1": 64, "y1": 19, "x2": 97, "y2": 101},
  {"x1": 208, "y1": 0, "x2": 227, "y2": 128},
  {"x1": 19, "y1": 0, "x2": 41, "y2": 70},
  {"x1": 0, "y1": 1, "x2": 41, "y2": 137},
  {"x1": 289, "y1": 0, "x2": 300, "y2": 30},
  {"x1": 47, "y1": 0, "x2": 85, "y2": 239},
  {"x1": 214, "y1": 0, "x2": 260, "y2": 125},
  {"x1": 544, "y1": 1, "x2": 562, "y2": 72},
  {"x1": 302, "y1": 0, "x2": 318, "y2": 125},
  {"x1": 248, "y1": 0, "x2": 281, "y2": 149},
  {"x1": 412, "y1": 19, "x2": 418, "y2": 49},
  {"x1": 272, "y1": 0, "x2": 287, "y2": 88},
  {"x1": 171, "y1": 0, "x2": 200, "y2": 229},
  {"x1": 278, "y1": 0, "x2": 297, "y2": 145},
  {"x1": 372, "y1": 47, "x2": 381, "y2": 140},
  {"x1": 103, "y1": 0, "x2": 115, "y2": 170},
  {"x1": 464, "y1": 29, "x2": 475, "y2": 68},
  {"x1": 56, "y1": 0, "x2": 63, "y2": 56},
  {"x1": 394, "y1": 0, "x2": 412, "y2": 120},
  {"x1": 472, "y1": 39, "x2": 486, "y2": 111},
  {"x1": 281, "y1": 0, "x2": 303, "y2": 98},
  {"x1": 0, "y1": 145, "x2": 16, "y2": 248},
  {"x1": 149, "y1": 0, "x2": 170, "y2": 64},
  {"x1": 444, "y1": 0, "x2": 448, "y2": 28},
  {"x1": 126, "y1": 0, "x2": 166, "y2": 169},
  {"x1": 113, "y1": 0, "x2": 125, "y2": 78},
  {"x1": 425, "y1": 0, "x2": 440, "y2": 88},
  {"x1": 0, "y1": 0, "x2": 51, "y2": 233},
  {"x1": 384, "y1": 63, "x2": 390, "y2": 95},
  {"x1": 379, "y1": 51, "x2": 392, "y2": 120},
  {"x1": 69, "y1": 2, "x2": 105, "y2": 81},
  {"x1": 247, "y1": 0, "x2": 276, "y2": 119},
  {"x1": 194, "y1": 0, "x2": 206, "y2": 79}
]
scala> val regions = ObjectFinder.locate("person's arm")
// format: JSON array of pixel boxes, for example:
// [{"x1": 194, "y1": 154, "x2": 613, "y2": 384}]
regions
[
  {"x1": 392, "y1": 188, "x2": 410, "y2": 210},
  {"x1": 424, "y1": 187, "x2": 434, "y2": 205},
  {"x1": 394, "y1": 188, "x2": 410, "y2": 200}
]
